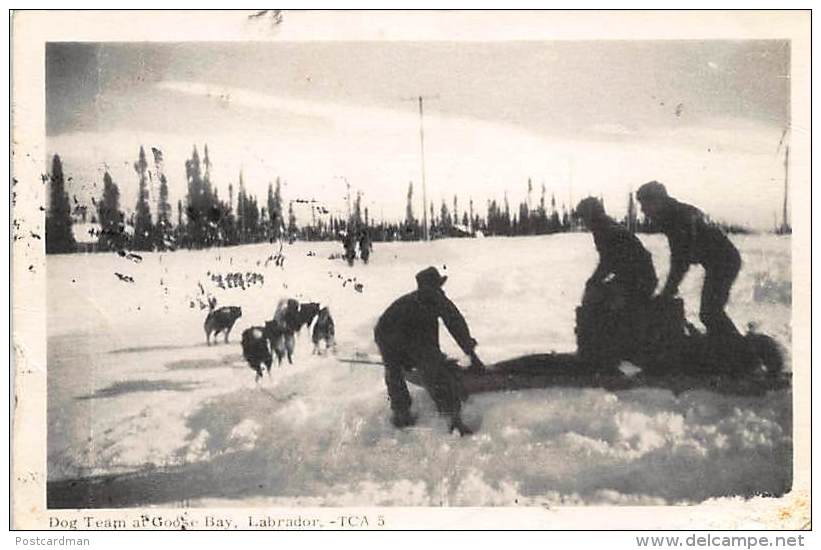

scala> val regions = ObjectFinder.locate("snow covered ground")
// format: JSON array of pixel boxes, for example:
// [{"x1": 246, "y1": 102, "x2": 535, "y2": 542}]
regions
[{"x1": 46, "y1": 233, "x2": 792, "y2": 507}]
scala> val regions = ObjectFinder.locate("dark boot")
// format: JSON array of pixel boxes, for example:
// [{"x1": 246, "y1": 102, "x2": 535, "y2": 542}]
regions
[
  {"x1": 391, "y1": 410, "x2": 417, "y2": 429},
  {"x1": 450, "y1": 417, "x2": 473, "y2": 437}
]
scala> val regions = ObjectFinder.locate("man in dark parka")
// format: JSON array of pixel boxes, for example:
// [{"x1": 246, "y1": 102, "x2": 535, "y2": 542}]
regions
[
  {"x1": 374, "y1": 267, "x2": 484, "y2": 436},
  {"x1": 636, "y1": 181, "x2": 742, "y2": 338},
  {"x1": 576, "y1": 196, "x2": 658, "y2": 310}
]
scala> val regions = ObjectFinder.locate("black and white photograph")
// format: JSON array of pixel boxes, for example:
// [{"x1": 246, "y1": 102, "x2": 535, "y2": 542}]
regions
[{"x1": 11, "y1": 9, "x2": 810, "y2": 530}]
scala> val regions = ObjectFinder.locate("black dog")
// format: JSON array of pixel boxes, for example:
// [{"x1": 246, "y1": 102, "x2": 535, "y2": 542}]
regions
[
  {"x1": 312, "y1": 307, "x2": 336, "y2": 354},
  {"x1": 273, "y1": 299, "x2": 319, "y2": 332},
  {"x1": 241, "y1": 326, "x2": 273, "y2": 382},
  {"x1": 265, "y1": 319, "x2": 295, "y2": 366},
  {"x1": 273, "y1": 298, "x2": 300, "y2": 331},
  {"x1": 204, "y1": 305, "x2": 242, "y2": 345},
  {"x1": 296, "y1": 302, "x2": 320, "y2": 333}
]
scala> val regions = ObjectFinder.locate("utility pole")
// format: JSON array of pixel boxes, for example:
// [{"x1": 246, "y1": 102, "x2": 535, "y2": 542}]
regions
[
  {"x1": 782, "y1": 144, "x2": 789, "y2": 232},
  {"x1": 417, "y1": 96, "x2": 429, "y2": 241},
  {"x1": 402, "y1": 94, "x2": 439, "y2": 241},
  {"x1": 776, "y1": 127, "x2": 790, "y2": 234},
  {"x1": 346, "y1": 179, "x2": 352, "y2": 222}
]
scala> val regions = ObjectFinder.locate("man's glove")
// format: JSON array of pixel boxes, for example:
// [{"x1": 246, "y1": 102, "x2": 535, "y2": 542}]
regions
[{"x1": 467, "y1": 350, "x2": 485, "y2": 373}]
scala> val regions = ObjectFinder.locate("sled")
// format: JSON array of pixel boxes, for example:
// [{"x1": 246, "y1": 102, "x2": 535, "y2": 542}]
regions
[
  {"x1": 400, "y1": 352, "x2": 791, "y2": 397},
  {"x1": 396, "y1": 296, "x2": 788, "y2": 398}
]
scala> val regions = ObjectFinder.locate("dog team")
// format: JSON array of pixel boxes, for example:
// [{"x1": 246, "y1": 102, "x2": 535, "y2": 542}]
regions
[{"x1": 203, "y1": 296, "x2": 336, "y2": 382}]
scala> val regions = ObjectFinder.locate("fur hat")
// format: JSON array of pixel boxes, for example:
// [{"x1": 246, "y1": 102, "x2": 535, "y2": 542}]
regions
[
  {"x1": 416, "y1": 266, "x2": 447, "y2": 289},
  {"x1": 636, "y1": 181, "x2": 669, "y2": 202},
  {"x1": 575, "y1": 196, "x2": 606, "y2": 221}
]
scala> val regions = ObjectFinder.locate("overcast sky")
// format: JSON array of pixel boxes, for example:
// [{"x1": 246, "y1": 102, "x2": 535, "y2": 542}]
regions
[{"x1": 46, "y1": 40, "x2": 790, "y2": 228}]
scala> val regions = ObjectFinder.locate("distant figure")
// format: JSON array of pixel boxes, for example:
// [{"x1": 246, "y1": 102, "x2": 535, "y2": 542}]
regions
[
  {"x1": 312, "y1": 307, "x2": 336, "y2": 354},
  {"x1": 204, "y1": 303, "x2": 243, "y2": 345},
  {"x1": 575, "y1": 197, "x2": 657, "y2": 310},
  {"x1": 342, "y1": 231, "x2": 356, "y2": 266},
  {"x1": 374, "y1": 267, "x2": 484, "y2": 436},
  {"x1": 636, "y1": 181, "x2": 742, "y2": 338},
  {"x1": 241, "y1": 326, "x2": 273, "y2": 382},
  {"x1": 359, "y1": 229, "x2": 373, "y2": 264}
]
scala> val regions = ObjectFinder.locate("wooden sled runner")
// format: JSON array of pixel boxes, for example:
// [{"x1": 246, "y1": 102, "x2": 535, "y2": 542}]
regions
[{"x1": 402, "y1": 353, "x2": 791, "y2": 397}]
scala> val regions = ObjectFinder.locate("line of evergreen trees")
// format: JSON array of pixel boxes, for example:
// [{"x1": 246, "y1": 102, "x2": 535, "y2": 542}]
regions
[
  {"x1": 45, "y1": 145, "x2": 747, "y2": 255},
  {"x1": 46, "y1": 146, "x2": 297, "y2": 253},
  {"x1": 398, "y1": 179, "x2": 581, "y2": 241}
]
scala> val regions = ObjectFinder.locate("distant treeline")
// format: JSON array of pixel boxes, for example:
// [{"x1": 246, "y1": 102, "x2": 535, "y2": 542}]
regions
[{"x1": 43, "y1": 146, "x2": 754, "y2": 255}]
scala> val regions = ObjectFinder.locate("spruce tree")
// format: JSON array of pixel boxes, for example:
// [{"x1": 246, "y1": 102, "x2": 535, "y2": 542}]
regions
[
  {"x1": 237, "y1": 172, "x2": 248, "y2": 243},
  {"x1": 201, "y1": 144, "x2": 219, "y2": 245},
  {"x1": 132, "y1": 146, "x2": 153, "y2": 250},
  {"x1": 156, "y1": 171, "x2": 172, "y2": 248},
  {"x1": 288, "y1": 200, "x2": 297, "y2": 238},
  {"x1": 518, "y1": 202, "x2": 529, "y2": 235},
  {"x1": 97, "y1": 171, "x2": 123, "y2": 251},
  {"x1": 151, "y1": 147, "x2": 172, "y2": 250},
  {"x1": 202, "y1": 144, "x2": 213, "y2": 198},
  {"x1": 151, "y1": 147, "x2": 171, "y2": 230},
  {"x1": 537, "y1": 184, "x2": 547, "y2": 234},
  {"x1": 172, "y1": 200, "x2": 182, "y2": 246},
  {"x1": 502, "y1": 193, "x2": 511, "y2": 235},
  {"x1": 45, "y1": 154, "x2": 76, "y2": 254},
  {"x1": 267, "y1": 182, "x2": 276, "y2": 238},
  {"x1": 549, "y1": 193, "x2": 560, "y2": 232},
  {"x1": 440, "y1": 200, "x2": 451, "y2": 231},
  {"x1": 185, "y1": 146, "x2": 204, "y2": 246},
  {"x1": 272, "y1": 178, "x2": 283, "y2": 239},
  {"x1": 487, "y1": 199, "x2": 496, "y2": 235},
  {"x1": 248, "y1": 195, "x2": 260, "y2": 241}
]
